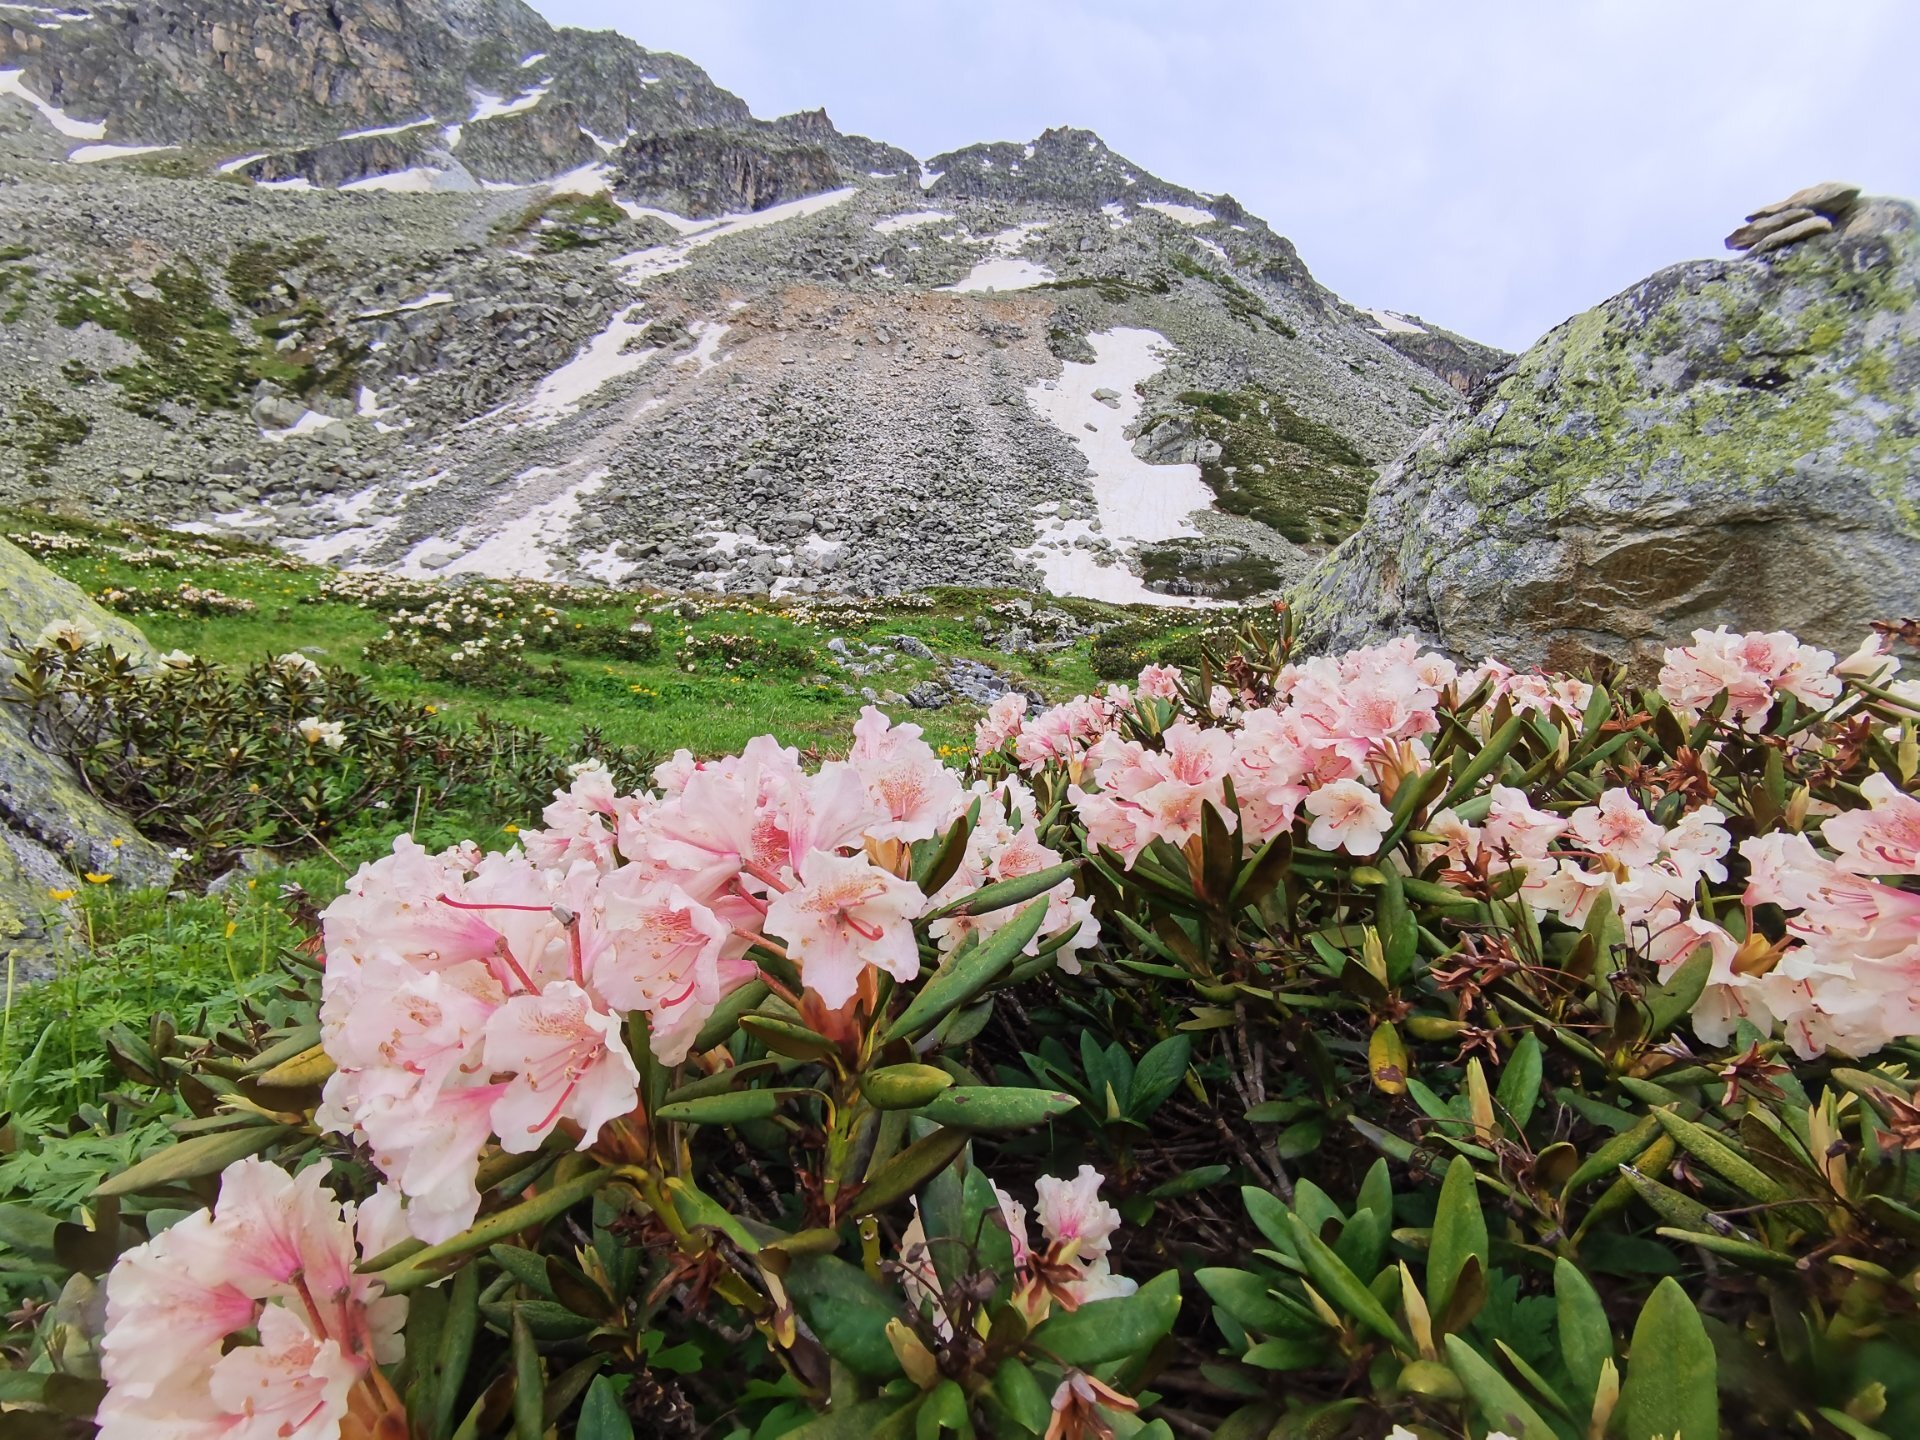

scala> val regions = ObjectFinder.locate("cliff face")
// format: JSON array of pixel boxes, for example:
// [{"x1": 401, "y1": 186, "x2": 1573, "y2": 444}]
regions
[{"x1": 1295, "y1": 194, "x2": 1920, "y2": 671}]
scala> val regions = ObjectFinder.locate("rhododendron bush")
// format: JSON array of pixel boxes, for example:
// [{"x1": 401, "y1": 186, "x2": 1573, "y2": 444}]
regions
[{"x1": 10, "y1": 613, "x2": 1920, "y2": 1440}]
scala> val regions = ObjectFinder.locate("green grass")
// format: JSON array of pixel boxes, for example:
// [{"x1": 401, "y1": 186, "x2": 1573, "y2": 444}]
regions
[{"x1": 3, "y1": 512, "x2": 1183, "y2": 761}]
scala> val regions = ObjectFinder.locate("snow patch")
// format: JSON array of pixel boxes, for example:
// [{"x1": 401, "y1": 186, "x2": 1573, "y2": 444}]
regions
[
  {"x1": 470, "y1": 84, "x2": 550, "y2": 123},
  {"x1": 339, "y1": 116, "x2": 435, "y2": 141},
  {"x1": 1016, "y1": 327, "x2": 1220, "y2": 608},
  {"x1": 260, "y1": 409, "x2": 345, "y2": 443},
  {"x1": 0, "y1": 67, "x2": 106, "y2": 138},
  {"x1": 674, "y1": 319, "x2": 730, "y2": 374},
  {"x1": 410, "y1": 468, "x2": 610, "y2": 582},
  {"x1": 341, "y1": 166, "x2": 472, "y2": 193},
  {"x1": 67, "y1": 142, "x2": 174, "y2": 162},
  {"x1": 1141, "y1": 200, "x2": 1214, "y2": 227},
  {"x1": 355, "y1": 291, "x2": 453, "y2": 319},
  {"x1": 258, "y1": 176, "x2": 314, "y2": 191},
  {"x1": 519, "y1": 52, "x2": 547, "y2": 68},
  {"x1": 919, "y1": 166, "x2": 943, "y2": 190},
  {"x1": 523, "y1": 303, "x2": 658, "y2": 420},
  {"x1": 1365, "y1": 307, "x2": 1427, "y2": 334},
  {"x1": 1195, "y1": 236, "x2": 1231, "y2": 266},
  {"x1": 1101, "y1": 201, "x2": 1129, "y2": 228},
  {"x1": 872, "y1": 209, "x2": 952, "y2": 235},
  {"x1": 938, "y1": 223, "x2": 1055, "y2": 294},
  {"x1": 613, "y1": 187, "x2": 858, "y2": 284},
  {"x1": 217, "y1": 152, "x2": 269, "y2": 174}
]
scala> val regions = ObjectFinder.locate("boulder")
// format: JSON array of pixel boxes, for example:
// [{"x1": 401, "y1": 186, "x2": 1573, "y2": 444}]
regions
[
  {"x1": 1293, "y1": 196, "x2": 1920, "y2": 674},
  {"x1": 0, "y1": 537, "x2": 172, "y2": 978}
]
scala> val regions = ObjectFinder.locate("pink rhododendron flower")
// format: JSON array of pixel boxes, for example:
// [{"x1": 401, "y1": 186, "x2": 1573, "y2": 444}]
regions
[
  {"x1": 849, "y1": 707, "x2": 967, "y2": 843},
  {"x1": 765, "y1": 849, "x2": 926, "y2": 1007},
  {"x1": 483, "y1": 981, "x2": 640, "y2": 1153},
  {"x1": 975, "y1": 690, "x2": 1029, "y2": 755},
  {"x1": 1136, "y1": 664, "x2": 1182, "y2": 700},
  {"x1": 99, "y1": 1158, "x2": 406, "y2": 1440},
  {"x1": 1304, "y1": 779, "x2": 1391, "y2": 856},
  {"x1": 1822, "y1": 773, "x2": 1920, "y2": 876},
  {"x1": 1566, "y1": 788, "x2": 1666, "y2": 870},
  {"x1": 1658, "y1": 626, "x2": 1839, "y2": 731}
]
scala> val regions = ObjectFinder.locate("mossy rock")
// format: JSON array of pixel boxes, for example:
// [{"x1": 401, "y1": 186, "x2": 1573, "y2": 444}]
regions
[
  {"x1": 1294, "y1": 196, "x2": 1920, "y2": 671},
  {"x1": 0, "y1": 537, "x2": 172, "y2": 978}
]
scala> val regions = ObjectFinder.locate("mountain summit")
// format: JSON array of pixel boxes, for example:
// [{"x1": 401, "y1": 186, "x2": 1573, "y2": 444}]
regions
[{"x1": 0, "y1": 0, "x2": 1504, "y2": 602}]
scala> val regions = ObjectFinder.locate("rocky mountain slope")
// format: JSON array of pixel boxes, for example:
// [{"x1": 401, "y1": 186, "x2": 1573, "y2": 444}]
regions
[
  {"x1": 0, "y1": 0, "x2": 1501, "y2": 602},
  {"x1": 1296, "y1": 186, "x2": 1920, "y2": 670}
]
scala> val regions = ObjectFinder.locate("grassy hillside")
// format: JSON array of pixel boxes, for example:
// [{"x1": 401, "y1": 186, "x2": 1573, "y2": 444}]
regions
[{"x1": 3, "y1": 509, "x2": 1224, "y2": 760}]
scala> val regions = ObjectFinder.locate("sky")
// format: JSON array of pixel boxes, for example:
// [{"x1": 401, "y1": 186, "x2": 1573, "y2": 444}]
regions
[{"x1": 536, "y1": 1, "x2": 1920, "y2": 353}]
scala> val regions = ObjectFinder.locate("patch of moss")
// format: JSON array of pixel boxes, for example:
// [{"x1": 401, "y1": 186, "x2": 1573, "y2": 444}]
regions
[
  {"x1": 1168, "y1": 253, "x2": 1294, "y2": 337},
  {"x1": 54, "y1": 259, "x2": 362, "y2": 418},
  {"x1": 4, "y1": 388, "x2": 91, "y2": 478},
  {"x1": 224, "y1": 238, "x2": 328, "y2": 312},
  {"x1": 502, "y1": 193, "x2": 628, "y2": 252},
  {"x1": 1036, "y1": 274, "x2": 1171, "y2": 303},
  {"x1": 1172, "y1": 387, "x2": 1373, "y2": 546},
  {"x1": 0, "y1": 248, "x2": 35, "y2": 323},
  {"x1": 1135, "y1": 539, "x2": 1289, "y2": 600}
]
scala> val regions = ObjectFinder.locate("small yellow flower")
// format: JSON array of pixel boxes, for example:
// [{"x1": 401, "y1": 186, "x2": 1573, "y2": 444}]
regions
[
  {"x1": 109, "y1": 836, "x2": 124, "y2": 848},
  {"x1": 83, "y1": 872, "x2": 112, "y2": 885},
  {"x1": 424, "y1": 704, "x2": 439, "y2": 715},
  {"x1": 224, "y1": 920, "x2": 238, "y2": 938},
  {"x1": 48, "y1": 887, "x2": 76, "y2": 901},
  {"x1": 504, "y1": 823, "x2": 520, "y2": 834}
]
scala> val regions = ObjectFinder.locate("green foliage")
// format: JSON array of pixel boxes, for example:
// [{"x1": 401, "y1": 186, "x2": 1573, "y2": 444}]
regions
[
  {"x1": 1171, "y1": 386, "x2": 1374, "y2": 546},
  {"x1": 3, "y1": 388, "x2": 90, "y2": 476}
]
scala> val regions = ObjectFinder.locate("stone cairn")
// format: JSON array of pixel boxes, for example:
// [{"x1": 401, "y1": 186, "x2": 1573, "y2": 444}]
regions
[{"x1": 1726, "y1": 181, "x2": 1862, "y2": 256}]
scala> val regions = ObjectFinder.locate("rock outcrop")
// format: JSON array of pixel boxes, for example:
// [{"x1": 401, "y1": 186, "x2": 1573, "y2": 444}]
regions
[
  {"x1": 0, "y1": 538, "x2": 170, "y2": 977},
  {"x1": 1294, "y1": 193, "x2": 1920, "y2": 671}
]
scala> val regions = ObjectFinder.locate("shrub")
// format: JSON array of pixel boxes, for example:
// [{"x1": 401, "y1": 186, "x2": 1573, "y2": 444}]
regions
[{"x1": 6, "y1": 613, "x2": 1920, "y2": 1438}]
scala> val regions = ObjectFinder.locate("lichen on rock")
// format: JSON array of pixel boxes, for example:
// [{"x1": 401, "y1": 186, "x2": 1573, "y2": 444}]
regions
[
  {"x1": 0, "y1": 535, "x2": 171, "y2": 977},
  {"x1": 1293, "y1": 195, "x2": 1920, "y2": 673}
]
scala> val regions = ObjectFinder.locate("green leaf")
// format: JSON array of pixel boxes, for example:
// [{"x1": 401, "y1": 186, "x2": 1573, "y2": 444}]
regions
[
  {"x1": 924, "y1": 863, "x2": 1078, "y2": 921},
  {"x1": 577, "y1": 1375, "x2": 635, "y2": 1440},
  {"x1": 917, "y1": 1379, "x2": 968, "y2": 1440},
  {"x1": 1496, "y1": 1032, "x2": 1544, "y2": 1132},
  {"x1": 1651, "y1": 1107, "x2": 1788, "y2": 1204},
  {"x1": 1284, "y1": 1212, "x2": 1409, "y2": 1351},
  {"x1": 1646, "y1": 948, "x2": 1711, "y2": 1036},
  {"x1": 374, "y1": 1169, "x2": 609, "y2": 1295},
  {"x1": 785, "y1": 1254, "x2": 907, "y2": 1380},
  {"x1": 1242, "y1": 1336, "x2": 1325, "y2": 1370},
  {"x1": 93, "y1": 1124, "x2": 291, "y2": 1197},
  {"x1": 1196, "y1": 1266, "x2": 1319, "y2": 1336},
  {"x1": 690, "y1": 979, "x2": 769, "y2": 1052},
  {"x1": 917, "y1": 1086, "x2": 1078, "y2": 1131},
  {"x1": 852, "y1": 1127, "x2": 970, "y2": 1218},
  {"x1": 1426, "y1": 1156, "x2": 1488, "y2": 1333},
  {"x1": 1554, "y1": 1257, "x2": 1611, "y2": 1414},
  {"x1": 655, "y1": 1087, "x2": 805, "y2": 1125},
  {"x1": 1444, "y1": 1334, "x2": 1557, "y2": 1440},
  {"x1": 991, "y1": 1359, "x2": 1051, "y2": 1433},
  {"x1": 859, "y1": 1063, "x2": 957, "y2": 1110},
  {"x1": 1030, "y1": 1269, "x2": 1181, "y2": 1365},
  {"x1": 885, "y1": 900, "x2": 1048, "y2": 1043},
  {"x1": 511, "y1": 1306, "x2": 544, "y2": 1440},
  {"x1": 428, "y1": 1262, "x2": 481, "y2": 1439},
  {"x1": 1622, "y1": 1277, "x2": 1717, "y2": 1440}
]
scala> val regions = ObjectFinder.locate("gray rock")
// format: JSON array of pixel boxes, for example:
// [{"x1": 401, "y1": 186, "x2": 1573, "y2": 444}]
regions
[
  {"x1": 1294, "y1": 195, "x2": 1920, "y2": 675},
  {"x1": 1748, "y1": 214, "x2": 1834, "y2": 256},
  {"x1": 903, "y1": 680, "x2": 949, "y2": 709},
  {"x1": 0, "y1": 538, "x2": 172, "y2": 979},
  {"x1": 890, "y1": 634, "x2": 935, "y2": 660}
]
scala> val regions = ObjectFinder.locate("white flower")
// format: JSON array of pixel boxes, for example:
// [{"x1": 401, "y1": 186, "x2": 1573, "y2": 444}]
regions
[
  {"x1": 156, "y1": 649, "x2": 196, "y2": 668},
  {"x1": 297, "y1": 717, "x2": 347, "y2": 750},
  {"x1": 35, "y1": 617, "x2": 103, "y2": 651},
  {"x1": 276, "y1": 652, "x2": 323, "y2": 678},
  {"x1": 166, "y1": 847, "x2": 194, "y2": 863}
]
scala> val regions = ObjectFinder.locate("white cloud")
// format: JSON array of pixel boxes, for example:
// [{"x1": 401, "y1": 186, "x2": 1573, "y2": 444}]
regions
[{"x1": 539, "y1": 0, "x2": 1920, "y2": 351}]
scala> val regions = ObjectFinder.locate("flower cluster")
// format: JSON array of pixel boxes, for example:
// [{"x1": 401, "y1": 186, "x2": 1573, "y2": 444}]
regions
[
  {"x1": 318, "y1": 707, "x2": 1092, "y2": 1242},
  {"x1": 901, "y1": 1164, "x2": 1135, "y2": 1338},
  {"x1": 1657, "y1": 625, "x2": 1842, "y2": 730},
  {"x1": 98, "y1": 1158, "x2": 407, "y2": 1439},
  {"x1": 985, "y1": 630, "x2": 1920, "y2": 1059},
  {"x1": 96, "y1": 581, "x2": 257, "y2": 617}
]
